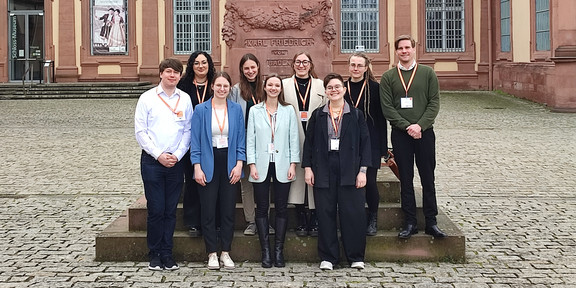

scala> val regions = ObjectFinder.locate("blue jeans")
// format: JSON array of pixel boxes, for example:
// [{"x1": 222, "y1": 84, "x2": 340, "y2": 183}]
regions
[{"x1": 140, "y1": 151, "x2": 183, "y2": 257}]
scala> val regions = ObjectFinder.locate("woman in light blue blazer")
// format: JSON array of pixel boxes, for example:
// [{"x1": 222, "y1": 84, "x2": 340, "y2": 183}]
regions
[
  {"x1": 246, "y1": 74, "x2": 300, "y2": 268},
  {"x1": 190, "y1": 72, "x2": 246, "y2": 270}
]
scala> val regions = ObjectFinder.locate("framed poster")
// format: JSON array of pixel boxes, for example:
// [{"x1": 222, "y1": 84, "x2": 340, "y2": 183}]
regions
[{"x1": 91, "y1": 0, "x2": 127, "y2": 55}]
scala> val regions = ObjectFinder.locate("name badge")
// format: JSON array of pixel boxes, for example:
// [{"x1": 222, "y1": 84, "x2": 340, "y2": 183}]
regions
[
  {"x1": 300, "y1": 111, "x2": 308, "y2": 122},
  {"x1": 217, "y1": 135, "x2": 228, "y2": 149},
  {"x1": 268, "y1": 143, "x2": 275, "y2": 154},
  {"x1": 330, "y1": 138, "x2": 340, "y2": 151},
  {"x1": 175, "y1": 111, "x2": 185, "y2": 121},
  {"x1": 401, "y1": 97, "x2": 413, "y2": 109}
]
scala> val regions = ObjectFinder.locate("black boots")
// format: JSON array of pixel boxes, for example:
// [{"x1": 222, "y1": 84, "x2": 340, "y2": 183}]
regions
[
  {"x1": 255, "y1": 218, "x2": 272, "y2": 268},
  {"x1": 308, "y1": 210, "x2": 318, "y2": 237},
  {"x1": 295, "y1": 205, "x2": 308, "y2": 237},
  {"x1": 274, "y1": 217, "x2": 287, "y2": 267},
  {"x1": 366, "y1": 212, "x2": 377, "y2": 236}
]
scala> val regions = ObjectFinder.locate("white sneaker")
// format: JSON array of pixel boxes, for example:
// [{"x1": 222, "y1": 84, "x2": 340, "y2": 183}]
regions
[
  {"x1": 220, "y1": 253, "x2": 235, "y2": 269},
  {"x1": 351, "y1": 261, "x2": 365, "y2": 269},
  {"x1": 319, "y1": 261, "x2": 333, "y2": 270},
  {"x1": 207, "y1": 253, "x2": 220, "y2": 270}
]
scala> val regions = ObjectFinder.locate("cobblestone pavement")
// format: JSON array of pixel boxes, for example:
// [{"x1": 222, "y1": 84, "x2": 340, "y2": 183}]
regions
[{"x1": 0, "y1": 92, "x2": 575, "y2": 287}]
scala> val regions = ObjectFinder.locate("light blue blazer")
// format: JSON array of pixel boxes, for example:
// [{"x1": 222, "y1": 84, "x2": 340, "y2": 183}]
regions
[
  {"x1": 246, "y1": 102, "x2": 300, "y2": 183},
  {"x1": 190, "y1": 99, "x2": 246, "y2": 182}
]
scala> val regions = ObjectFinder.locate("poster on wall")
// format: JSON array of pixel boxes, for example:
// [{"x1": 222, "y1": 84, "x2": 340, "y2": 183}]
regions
[{"x1": 91, "y1": 0, "x2": 127, "y2": 55}]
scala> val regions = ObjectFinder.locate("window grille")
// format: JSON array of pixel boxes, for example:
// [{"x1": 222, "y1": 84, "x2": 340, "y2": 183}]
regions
[
  {"x1": 341, "y1": 0, "x2": 379, "y2": 53},
  {"x1": 500, "y1": 0, "x2": 511, "y2": 52},
  {"x1": 535, "y1": 0, "x2": 550, "y2": 51},
  {"x1": 425, "y1": 0, "x2": 465, "y2": 52},
  {"x1": 174, "y1": 0, "x2": 211, "y2": 54}
]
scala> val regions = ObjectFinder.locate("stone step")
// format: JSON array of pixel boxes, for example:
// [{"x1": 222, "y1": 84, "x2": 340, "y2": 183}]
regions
[
  {"x1": 127, "y1": 197, "x2": 414, "y2": 232},
  {"x1": 95, "y1": 209, "x2": 465, "y2": 263},
  {"x1": 0, "y1": 82, "x2": 155, "y2": 99}
]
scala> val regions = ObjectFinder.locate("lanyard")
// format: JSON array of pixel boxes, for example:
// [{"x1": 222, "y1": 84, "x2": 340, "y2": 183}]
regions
[
  {"x1": 397, "y1": 63, "x2": 418, "y2": 97},
  {"x1": 329, "y1": 104, "x2": 343, "y2": 137},
  {"x1": 156, "y1": 88, "x2": 180, "y2": 115},
  {"x1": 266, "y1": 105, "x2": 276, "y2": 142},
  {"x1": 212, "y1": 100, "x2": 227, "y2": 135},
  {"x1": 194, "y1": 79, "x2": 208, "y2": 104},
  {"x1": 346, "y1": 80, "x2": 366, "y2": 108},
  {"x1": 294, "y1": 78, "x2": 311, "y2": 110}
]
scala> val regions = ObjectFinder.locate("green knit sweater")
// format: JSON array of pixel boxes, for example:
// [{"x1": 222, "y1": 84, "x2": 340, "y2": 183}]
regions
[{"x1": 379, "y1": 64, "x2": 440, "y2": 131}]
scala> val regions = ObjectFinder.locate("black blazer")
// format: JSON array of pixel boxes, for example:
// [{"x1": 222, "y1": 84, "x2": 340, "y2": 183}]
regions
[{"x1": 302, "y1": 104, "x2": 371, "y2": 188}]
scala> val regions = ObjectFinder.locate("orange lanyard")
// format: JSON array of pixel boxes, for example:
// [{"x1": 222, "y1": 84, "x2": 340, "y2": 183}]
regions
[
  {"x1": 397, "y1": 63, "x2": 418, "y2": 97},
  {"x1": 194, "y1": 79, "x2": 208, "y2": 104},
  {"x1": 156, "y1": 88, "x2": 180, "y2": 115},
  {"x1": 212, "y1": 100, "x2": 227, "y2": 135},
  {"x1": 294, "y1": 78, "x2": 311, "y2": 110},
  {"x1": 346, "y1": 80, "x2": 366, "y2": 108},
  {"x1": 266, "y1": 105, "x2": 276, "y2": 142},
  {"x1": 329, "y1": 104, "x2": 343, "y2": 137}
]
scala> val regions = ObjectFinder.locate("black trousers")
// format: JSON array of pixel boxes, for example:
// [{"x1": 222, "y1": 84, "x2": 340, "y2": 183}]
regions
[
  {"x1": 182, "y1": 150, "x2": 201, "y2": 229},
  {"x1": 391, "y1": 128, "x2": 438, "y2": 227},
  {"x1": 252, "y1": 163, "x2": 291, "y2": 220},
  {"x1": 365, "y1": 167, "x2": 379, "y2": 214},
  {"x1": 314, "y1": 152, "x2": 366, "y2": 265},
  {"x1": 198, "y1": 148, "x2": 237, "y2": 253},
  {"x1": 140, "y1": 151, "x2": 183, "y2": 257}
]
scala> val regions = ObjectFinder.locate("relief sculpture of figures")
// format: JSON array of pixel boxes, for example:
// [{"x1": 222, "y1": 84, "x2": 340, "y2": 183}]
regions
[{"x1": 222, "y1": 0, "x2": 335, "y2": 47}]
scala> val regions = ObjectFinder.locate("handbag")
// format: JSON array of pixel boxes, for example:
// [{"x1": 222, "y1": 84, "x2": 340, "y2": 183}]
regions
[{"x1": 383, "y1": 150, "x2": 400, "y2": 180}]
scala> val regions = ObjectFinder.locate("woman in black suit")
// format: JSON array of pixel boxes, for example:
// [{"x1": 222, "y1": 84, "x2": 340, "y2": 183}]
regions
[{"x1": 302, "y1": 73, "x2": 371, "y2": 270}]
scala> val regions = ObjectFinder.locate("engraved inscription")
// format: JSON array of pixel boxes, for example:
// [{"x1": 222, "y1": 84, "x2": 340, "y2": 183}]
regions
[
  {"x1": 266, "y1": 59, "x2": 292, "y2": 67},
  {"x1": 271, "y1": 50, "x2": 288, "y2": 56},
  {"x1": 244, "y1": 38, "x2": 314, "y2": 48}
]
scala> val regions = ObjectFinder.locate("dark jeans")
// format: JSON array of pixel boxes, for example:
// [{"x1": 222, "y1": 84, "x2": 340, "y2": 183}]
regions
[
  {"x1": 198, "y1": 148, "x2": 237, "y2": 253},
  {"x1": 252, "y1": 163, "x2": 291, "y2": 220},
  {"x1": 140, "y1": 151, "x2": 183, "y2": 257},
  {"x1": 314, "y1": 152, "x2": 366, "y2": 265},
  {"x1": 391, "y1": 128, "x2": 438, "y2": 227}
]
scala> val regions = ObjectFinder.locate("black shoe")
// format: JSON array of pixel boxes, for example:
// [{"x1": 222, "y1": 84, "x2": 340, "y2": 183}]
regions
[
  {"x1": 398, "y1": 224, "x2": 418, "y2": 239},
  {"x1": 148, "y1": 254, "x2": 163, "y2": 271},
  {"x1": 295, "y1": 210, "x2": 308, "y2": 237},
  {"x1": 162, "y1": 255, "x2": 179, "y2": 271},
  {"x1": 188, "y1": 226, "x2": 202, "y2": 237},
  {"x1": 425, "y1": 225, "x2": 447, "y2": 238},
  {"x1": 366, "y1": 212, "x2": 377, "y2": 236}
]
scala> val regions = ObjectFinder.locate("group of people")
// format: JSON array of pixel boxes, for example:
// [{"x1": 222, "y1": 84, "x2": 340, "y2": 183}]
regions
[{"x1": 134, "y1": 34, "x2": 447, "y2": 272}]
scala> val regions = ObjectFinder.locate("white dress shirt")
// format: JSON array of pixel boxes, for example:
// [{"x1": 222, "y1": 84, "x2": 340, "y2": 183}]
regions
[{"x1": 135, "y1": 85, "x2": 193, "y2": 160}]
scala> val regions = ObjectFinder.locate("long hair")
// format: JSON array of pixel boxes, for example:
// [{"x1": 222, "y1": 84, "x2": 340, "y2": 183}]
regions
[
  {"x1": 347, "y1": 52, "x2": 375, "y2": 122},
  {"x1": 262, "y1": 74, "x2": 288, "y2": 106},
  {"x1": 238, "y1": 53, "x2": 263, "y2": 103},
  {"x1": 291, "y1": 51, "x2": 318, "y2": 79},
  {"x1": 178, "y1": 51, "x2": 216, "y2": 94}
]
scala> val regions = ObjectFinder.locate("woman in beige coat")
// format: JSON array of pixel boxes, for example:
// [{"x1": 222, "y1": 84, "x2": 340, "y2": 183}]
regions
[{"x1": 282, "y1": 51, "x2": 326, "y2": 236}]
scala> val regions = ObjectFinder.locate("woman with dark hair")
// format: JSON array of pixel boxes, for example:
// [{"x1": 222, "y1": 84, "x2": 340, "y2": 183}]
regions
[
  {"x1": 190, "y1": 71, "x2": 245, "y2": 270},
  {"x1": 302, "y1": 73, "x2": 371, "y2": 271},
  {"x1": 228, "y1": 53, "x2": 273, "y2": 236},
  {"x1": 246, "y1": 74, "x2": 300, "y2": 268},
  {"x1": 345, "y1": 52, "x2": 388, "y2": 236},
  {"x1": 282, "y1": 51, "x2": 326, "y2": 237},
  {"x1": 177, "y1": 51, "x2": 216, "y2": 238}
]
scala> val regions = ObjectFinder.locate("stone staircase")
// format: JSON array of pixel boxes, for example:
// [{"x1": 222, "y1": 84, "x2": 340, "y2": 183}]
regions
[
  {"x1": 95, "y1": 168, "x2": 466, "y2": 263},
  {"x1": 0, "y1": 82, "x2": 155, "y2": 99}
]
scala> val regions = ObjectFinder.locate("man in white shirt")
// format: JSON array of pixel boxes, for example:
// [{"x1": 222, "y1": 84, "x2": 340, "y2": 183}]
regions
[{"x1": 135, "y1": 58, "x2": 193, "y2": 271}]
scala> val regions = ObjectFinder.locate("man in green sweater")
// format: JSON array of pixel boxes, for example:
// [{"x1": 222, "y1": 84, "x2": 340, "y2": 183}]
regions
[{"x1": 379, "y1": 35, "x2": 447, "y2": 239}]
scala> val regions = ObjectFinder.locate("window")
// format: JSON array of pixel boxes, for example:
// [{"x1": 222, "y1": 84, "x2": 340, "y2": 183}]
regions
[
  {"x1": 340, "y1": 0, "x2": 379, "y2": 53},
  {"x1": 535, "y1": 0, "x2": 550, "y2": 51},
  {"x1": 500, "y1": 0, "x2": 511, "y2": 52},
  {"x1": 425, "y1": 0, "x2": 465, "y2": 52},
  {"x1": 174, "y1": 0, "x2": 211, "y2": 54}
]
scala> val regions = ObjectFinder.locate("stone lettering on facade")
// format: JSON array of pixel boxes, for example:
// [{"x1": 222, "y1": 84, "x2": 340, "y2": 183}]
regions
[{"x1": 244, "y1": 38, "x2": 314, "y2": 48}]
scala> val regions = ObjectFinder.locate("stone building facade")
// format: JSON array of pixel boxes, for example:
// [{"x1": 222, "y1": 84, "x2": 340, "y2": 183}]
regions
[{"x1": 1, "y1": 0, "x2": 575, "y2": 111}]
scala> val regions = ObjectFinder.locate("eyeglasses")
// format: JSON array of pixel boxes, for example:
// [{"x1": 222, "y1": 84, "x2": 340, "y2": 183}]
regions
[
  {"x1": 326, "y1": 85, "x2": 343, "y2": 91},
  {"x1": 349, "y1": 64, "x2": 366, "y2": 69},
  {"x1": 294, "y1": 60, "x2": 311, "y2": 67}
]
